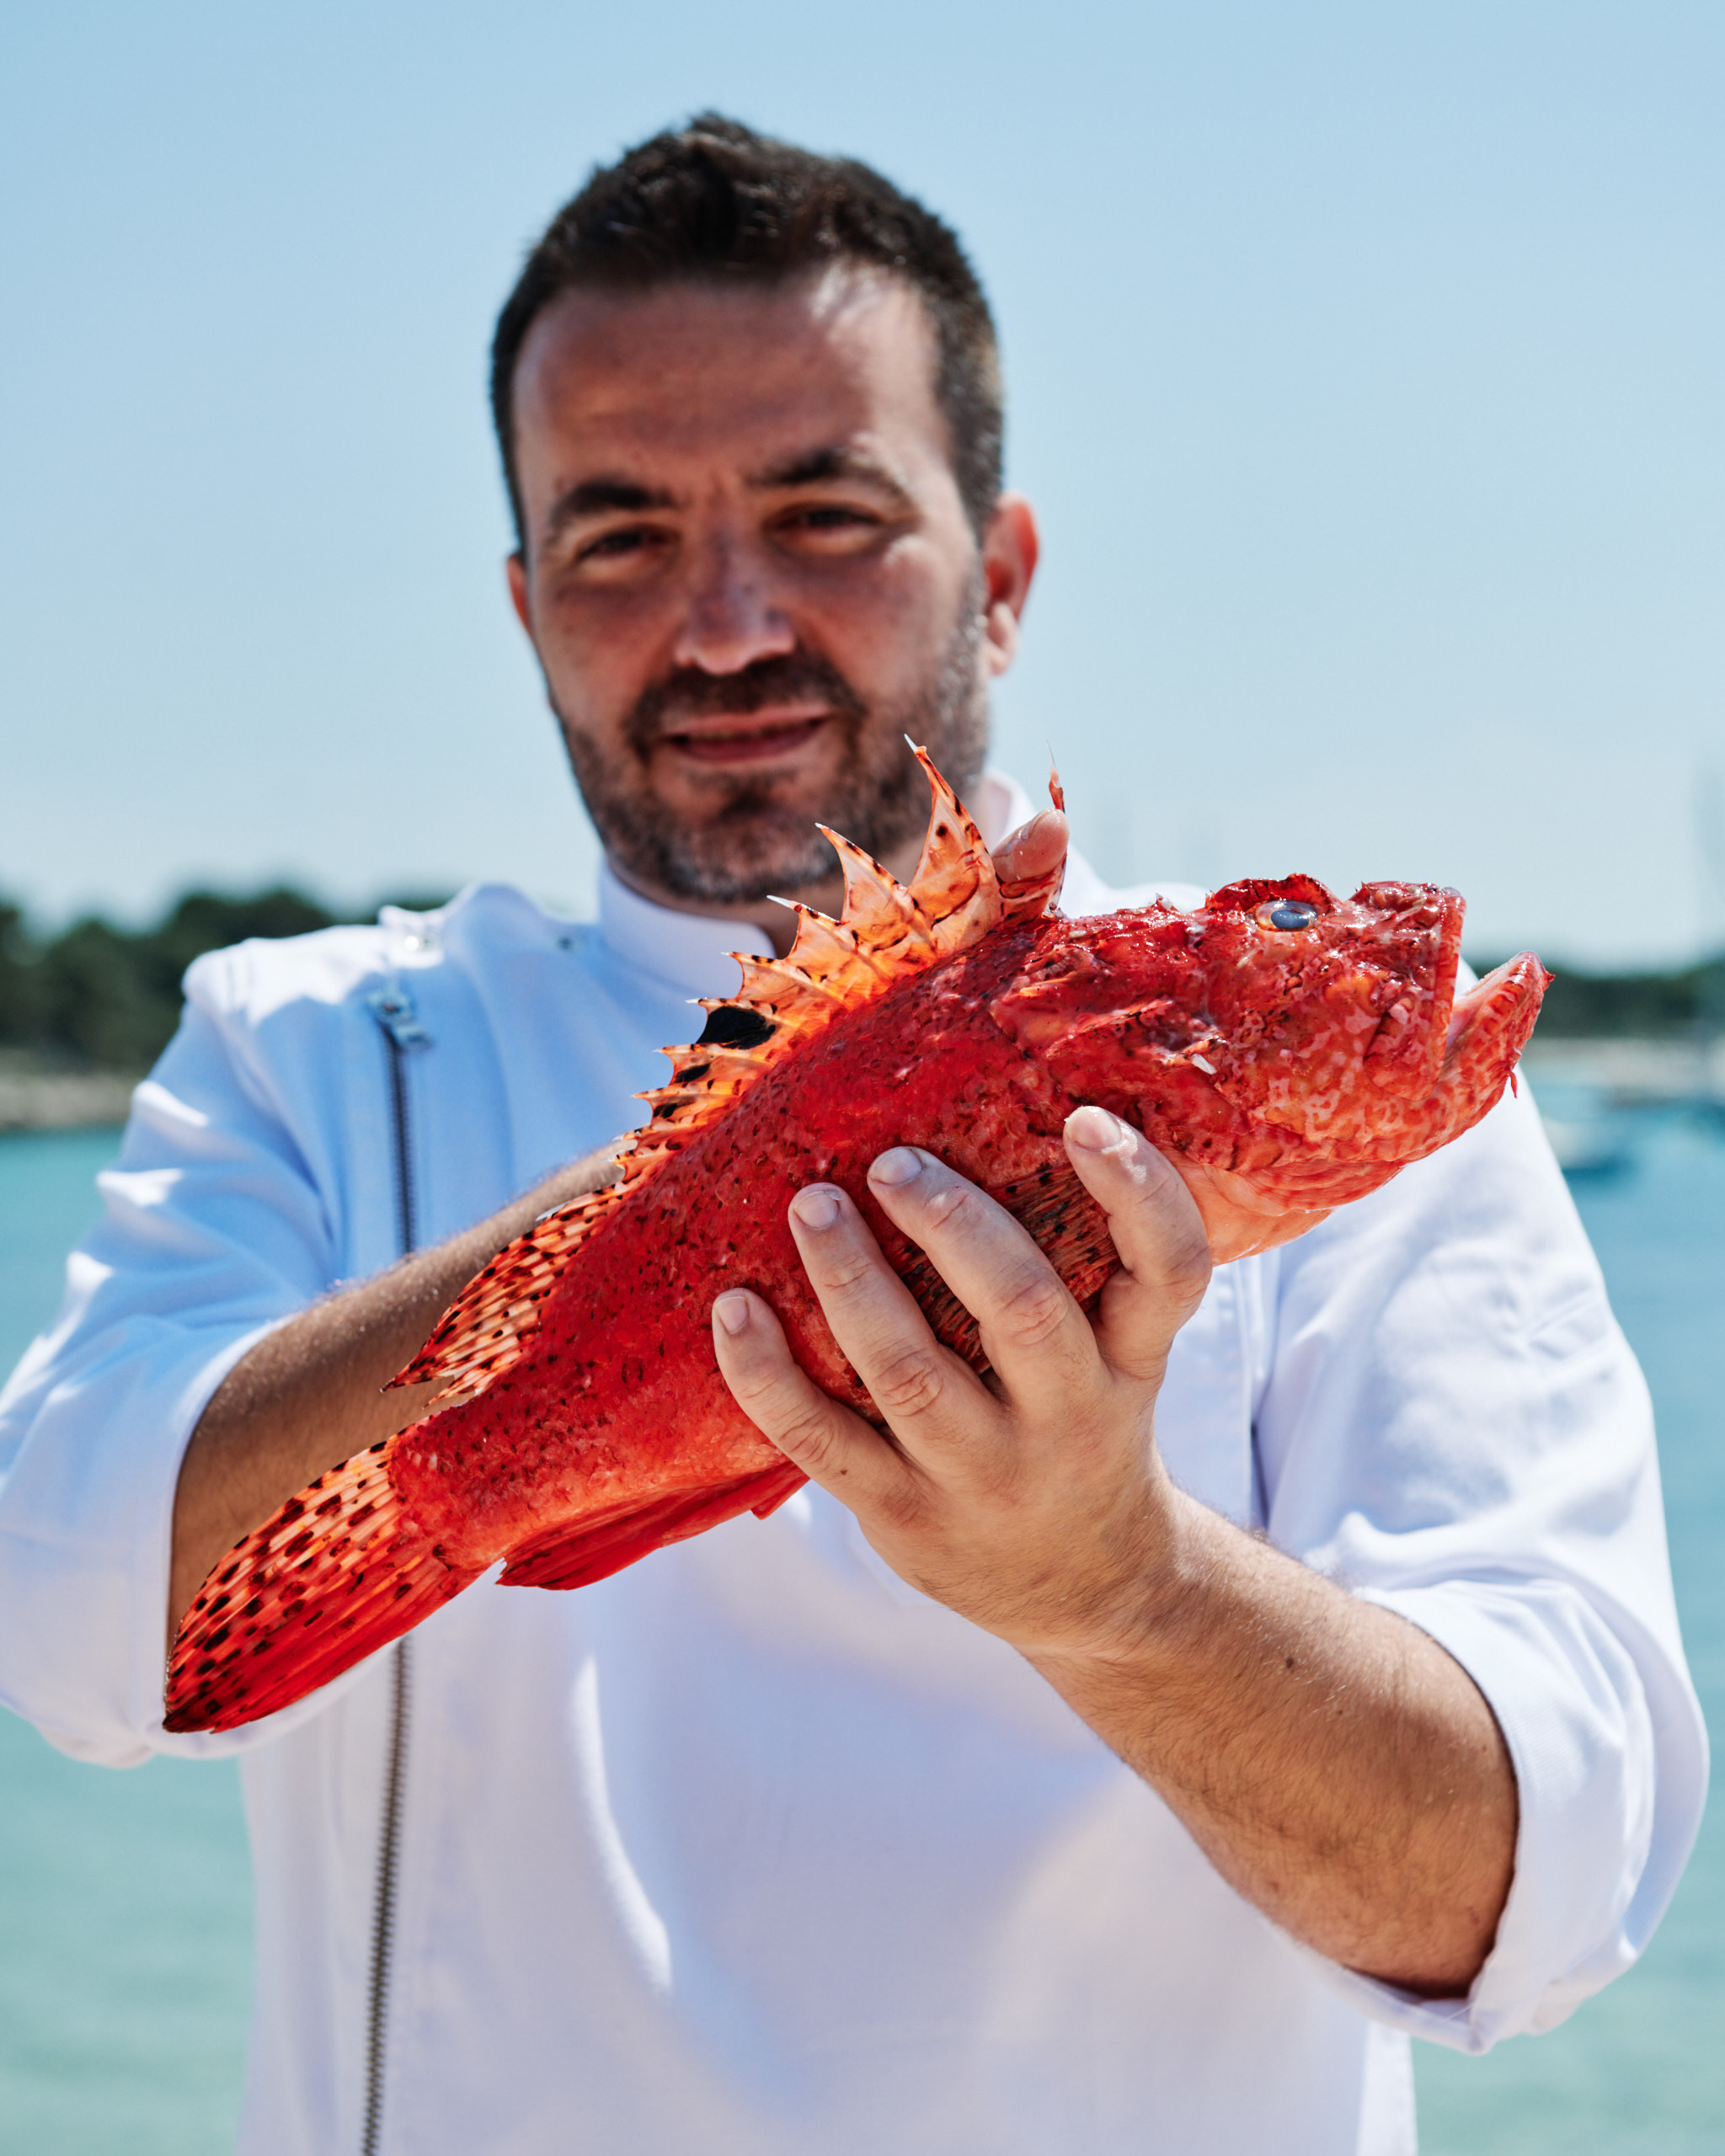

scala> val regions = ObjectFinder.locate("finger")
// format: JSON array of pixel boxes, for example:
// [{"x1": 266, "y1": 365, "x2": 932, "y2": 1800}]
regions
[
  {"x1": 989, "y1": 808, "x2": 1068, "y2": 887},
  {"x1": 862, "y1": 1148, "x2": 1102, "y2": 1418},
  {"x1": 1063, "y1": 1108, "x2": 1213, "y2": 1382},
  {"x1": 710, "y1": 1288, "x2": 911, "y2": 1508},
  {"x1": 782, "y1": 1182, "x2": 995, "y2": 1451}
]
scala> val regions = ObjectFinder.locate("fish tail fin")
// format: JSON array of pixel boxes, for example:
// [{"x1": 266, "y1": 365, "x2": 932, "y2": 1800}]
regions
[{"x1": 164, "y1": 1443, "x2": 478, "y2": 1733}]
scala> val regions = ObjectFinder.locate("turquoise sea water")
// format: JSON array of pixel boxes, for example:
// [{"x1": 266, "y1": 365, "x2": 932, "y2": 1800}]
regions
[
  {"x1": 0, "y1": 1120, "x2": 1721, "y2": 2152},
  {"x1": 0, "y1": 1130, "x2": 253, "y2": 2153}
]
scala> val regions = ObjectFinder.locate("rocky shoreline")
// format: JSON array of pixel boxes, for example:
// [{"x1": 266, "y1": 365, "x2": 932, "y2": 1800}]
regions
[
  {"x1": 0, "y1": 1059, "x2": 141, "y2": 1133},
  {"x1": 1521, "y1": 1035, "x2": 1725, "y2": 1106}
]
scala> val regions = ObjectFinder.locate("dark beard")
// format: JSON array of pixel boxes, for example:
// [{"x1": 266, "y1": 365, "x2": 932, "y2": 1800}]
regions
[{"x1": 554, "y1": 590, "x2": 989, "y2": 905}]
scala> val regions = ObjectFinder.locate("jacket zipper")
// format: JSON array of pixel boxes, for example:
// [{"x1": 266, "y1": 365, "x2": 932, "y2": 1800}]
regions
[
  {"x1": 362, "y1": 983, "x2": 430, "y2": 2156},
  {"x1": 361, "y1": 1633, "x2": 411, "y2": 2156}
]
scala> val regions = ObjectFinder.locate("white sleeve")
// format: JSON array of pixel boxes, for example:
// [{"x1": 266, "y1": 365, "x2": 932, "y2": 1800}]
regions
[
  {"x1": 0, "y1": 949, "x2": 359, "y2": 1766},
  {"x1": 1251, "y1": 1078, "x2": 1708, "y2": 2051}
]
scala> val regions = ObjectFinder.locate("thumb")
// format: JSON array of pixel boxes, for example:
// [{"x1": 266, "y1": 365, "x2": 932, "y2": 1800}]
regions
[{"x1": 990, "y1": 809, "x2": 1068, "y2": 888}]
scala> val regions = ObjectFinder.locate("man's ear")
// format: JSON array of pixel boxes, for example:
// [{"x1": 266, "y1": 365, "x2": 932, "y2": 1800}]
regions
[
  {"x1": 506, "y1": 552, "x2": 532, "y2": 637},
  {"x1": 980, "y1": 494, "x2": 1039, "y2": 680}
]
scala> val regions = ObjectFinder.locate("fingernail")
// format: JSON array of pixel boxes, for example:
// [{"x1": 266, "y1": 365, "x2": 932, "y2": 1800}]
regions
[
  {"x1": 790, "y1": 1186, "x2": 841, "y2": 1230},
  {"x1": 869, "y1": 1147, "x2": 924, "y2": 1187},
  {"x1": 1066, "y1": 1105, "x2": 1127, "y2": 1151},
  {"x1": 713, "y1": 1292, "x2": 750, "y2": 1337}
]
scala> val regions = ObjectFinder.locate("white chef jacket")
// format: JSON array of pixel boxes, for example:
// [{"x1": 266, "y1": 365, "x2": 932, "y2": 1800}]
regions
[{"x1": 0, "y1": 775, "x2": 1706, "y2": 2156}]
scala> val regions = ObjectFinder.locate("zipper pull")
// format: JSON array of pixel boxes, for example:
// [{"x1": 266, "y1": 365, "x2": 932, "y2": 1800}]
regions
[{"x1": 367, "y1": 983, "x2": 431, "y2": 1052}]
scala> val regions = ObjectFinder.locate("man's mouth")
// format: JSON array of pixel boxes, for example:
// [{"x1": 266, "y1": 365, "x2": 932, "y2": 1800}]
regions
[{"x1": 656, "y1": 709, "x2": 832, "y2": 766}]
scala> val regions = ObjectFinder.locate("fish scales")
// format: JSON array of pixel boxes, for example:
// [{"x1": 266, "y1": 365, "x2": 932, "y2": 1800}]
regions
[
  {"x1": 166, "y1": 755, "x2": 1546, "y2": 1732},
  {"x1": 394, "y1": 920, "x2": 1082, "y2": 1576}
]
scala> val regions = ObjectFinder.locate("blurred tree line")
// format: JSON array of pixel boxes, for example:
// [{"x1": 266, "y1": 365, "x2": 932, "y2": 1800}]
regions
[
  {"x1": 0, "y1": 888, "x2": 446, "y2": 1071},
  {"x1": 3, "y1": 885, "x2": 1722, "y2": 1073}
]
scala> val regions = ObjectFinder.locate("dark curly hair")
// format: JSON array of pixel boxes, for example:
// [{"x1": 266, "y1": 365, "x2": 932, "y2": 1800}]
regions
[{"x1": 491, "y1": 115, "x2": 1003, "y2": 546}]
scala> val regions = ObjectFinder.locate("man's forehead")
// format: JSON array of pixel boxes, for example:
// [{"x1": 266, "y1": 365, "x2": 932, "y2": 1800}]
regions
[{"x1": 510, "y1": 270, "x2": 946, "y2": 485}]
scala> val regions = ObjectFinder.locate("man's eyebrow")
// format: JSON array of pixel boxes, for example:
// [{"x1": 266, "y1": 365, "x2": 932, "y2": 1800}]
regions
[
  {"x1": 542, "y1": 476, "x2": 677, "y2": 537},
  {"x1": 750, "y1": 445, "x2": 917, "y2": 505}
]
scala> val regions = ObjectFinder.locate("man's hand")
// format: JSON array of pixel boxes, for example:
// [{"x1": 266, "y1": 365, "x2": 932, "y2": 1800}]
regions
[
  {"x1": 712, "y1": 1107, "x2": 1518, "y2": 1997},
  {"x1": 712, "y1": 1106, "x2": 1210, "y2": 1652}
]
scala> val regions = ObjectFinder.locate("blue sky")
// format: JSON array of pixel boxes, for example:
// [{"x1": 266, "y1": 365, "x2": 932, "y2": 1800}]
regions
[{"x1": 2, "y1": 1, "x2": 1721, "y2": 968}]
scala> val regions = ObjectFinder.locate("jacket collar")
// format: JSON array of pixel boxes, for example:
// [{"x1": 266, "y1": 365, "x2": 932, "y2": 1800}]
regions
[{"x1": 595, "y1": 864, "x2": 773, "y2": 1000}]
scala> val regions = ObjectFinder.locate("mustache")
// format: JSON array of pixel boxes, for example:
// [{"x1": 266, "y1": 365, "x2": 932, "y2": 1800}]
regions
[{"x1": 626, "y1": 649, "x2": 868, "y2": 752}]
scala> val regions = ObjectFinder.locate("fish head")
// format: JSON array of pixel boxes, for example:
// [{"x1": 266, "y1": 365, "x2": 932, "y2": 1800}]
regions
[{"x1": 993, "y1": 874, "x2": 1546, "y2": 1197}]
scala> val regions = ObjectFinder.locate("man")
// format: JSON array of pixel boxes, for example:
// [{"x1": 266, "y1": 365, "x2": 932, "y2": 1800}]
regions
[{"x1": 0, "y1": 117, "x2": 1705, "y2": 2155}]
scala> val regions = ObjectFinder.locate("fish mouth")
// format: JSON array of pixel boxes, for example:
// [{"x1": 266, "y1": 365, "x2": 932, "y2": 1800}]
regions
[
  {"x1": 1431, "y1": 951, "x2": 1550, "y2": 1129},
  {"x1": 1354, "y1": 887, "x2": 1544, "y2": 1149},
  {"x1": 1423, "y1": 883, "x2": 1547, "y2": 1122},
  {"x1": 1443, "y1": 952, "x2": 1549, "y2": 1061}
]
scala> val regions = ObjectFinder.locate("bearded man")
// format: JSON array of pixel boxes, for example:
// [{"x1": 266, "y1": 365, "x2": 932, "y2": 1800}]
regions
[{"x1": 0, "y1": 117, "x2": 1703, "y2": 2156}]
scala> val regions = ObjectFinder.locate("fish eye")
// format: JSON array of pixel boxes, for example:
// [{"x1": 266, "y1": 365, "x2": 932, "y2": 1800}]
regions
[{"x1": 1264, "y1": 900, "x2": 1318, "y2": 931}]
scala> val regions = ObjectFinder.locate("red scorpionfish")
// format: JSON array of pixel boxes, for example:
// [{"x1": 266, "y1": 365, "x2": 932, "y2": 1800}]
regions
[{"x1": 167, "y1": 752, "x2": 1547, "y2": 1732}]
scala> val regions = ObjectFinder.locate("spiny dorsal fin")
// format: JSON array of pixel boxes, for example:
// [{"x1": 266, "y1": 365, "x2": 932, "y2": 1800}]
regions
[
  {"x1": 631, "y1": 747, "x2": 1017, "y2": 1134},
  {"x1": 389, "y1": 748, "x2": 1067, "y2": 1409}
]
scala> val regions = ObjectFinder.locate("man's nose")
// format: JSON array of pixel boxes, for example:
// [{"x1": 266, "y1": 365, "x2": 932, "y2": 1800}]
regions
[{"x1": 670, "y1": 537, "x2": 796, "y2": 675}]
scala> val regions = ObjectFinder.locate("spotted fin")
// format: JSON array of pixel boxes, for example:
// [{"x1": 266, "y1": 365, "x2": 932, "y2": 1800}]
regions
[
  {"x1": 164, "y1": 1444, "x2": 478, "y2": 1733},
  {"x1": 394, "y1": 1183, "x2": 622, "y2": 1409},
  {"x1": 497, "y1": 1459, "x2": 808, "y2": 1593},
  {"x1": 393, "y1": 748, "x2": 1065, "y2": 1411}
]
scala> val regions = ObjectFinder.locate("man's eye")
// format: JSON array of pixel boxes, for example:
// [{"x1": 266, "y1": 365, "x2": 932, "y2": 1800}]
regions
[
  {"x1": 784, "y1": 505, "x2": 875, "y2": 533},
  {"x1": 580, "y1": 528, "x2": 654, "y2": 561}
]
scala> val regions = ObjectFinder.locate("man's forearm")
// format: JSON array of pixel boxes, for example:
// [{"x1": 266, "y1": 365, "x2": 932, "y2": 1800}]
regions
[
  {"x1": 712, "y1": 1123, "x2": 1521, "y2": 1996},
  {"x1": 1027, "y1": 1486, "x2": 1518, "y2": 1996},
  {"x1": 165, "y1": 1149, "x2": 618, "y2": 1648}
]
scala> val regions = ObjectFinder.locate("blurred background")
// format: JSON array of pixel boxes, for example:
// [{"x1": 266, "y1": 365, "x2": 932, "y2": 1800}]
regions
[{"x1": 1, "y1": 2, "x2": 1721, "y2": 2148}]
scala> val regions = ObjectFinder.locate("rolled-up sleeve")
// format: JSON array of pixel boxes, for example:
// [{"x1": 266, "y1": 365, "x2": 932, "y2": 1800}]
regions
[
  {"x1": 1253, "y1": 1078, "x2": 1707, "y2": 2048},
  {"x1": 0, "y1": 952, "x2": 346, "y2": 1764}
]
